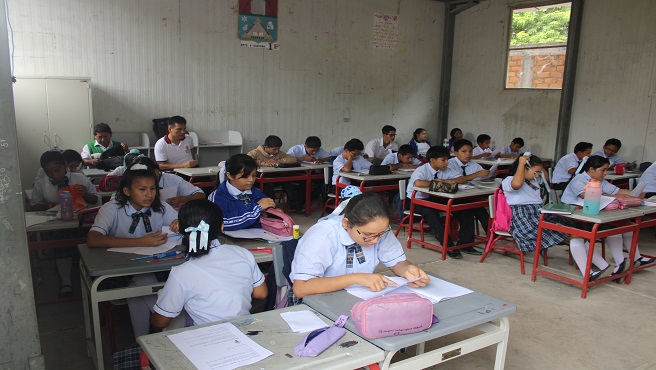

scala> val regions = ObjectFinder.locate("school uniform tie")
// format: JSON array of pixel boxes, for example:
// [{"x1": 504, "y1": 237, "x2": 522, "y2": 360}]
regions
[
  {"x1": 461, "y1": 165, "x2": 467, "y2": 176},
  {"x1": 345, "y1": 243, "x2": 366, "y2": 268},
  {"x1": 434, "y1": 171, "x2": 440, "y2": 179},
  {"x1": 49, "y1": 176, "x2": 70, "y2": 190},
  {"x1": 129, "y1": 210, "x2": 152, "y2": 234},
  {"x1": 236, "y1": 193, "x2": 252, "y2": 205}
]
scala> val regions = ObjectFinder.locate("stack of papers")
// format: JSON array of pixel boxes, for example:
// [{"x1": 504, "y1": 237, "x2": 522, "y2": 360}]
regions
[{"x1": 345, "y1": 275, "x2": 473, "y2": 304}]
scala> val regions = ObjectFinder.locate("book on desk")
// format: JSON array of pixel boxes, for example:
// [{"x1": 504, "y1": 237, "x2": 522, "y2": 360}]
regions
[{"x1": 540, "y1": 203, "x2": 576, "y2": 214}]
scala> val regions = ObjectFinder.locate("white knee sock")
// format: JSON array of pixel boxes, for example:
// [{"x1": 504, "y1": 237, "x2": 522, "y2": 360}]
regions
[
  {"x1": 621, "y1": 233, "x2": 643, "y2": 261},
  {"x1": 570, "y1": 239, "x2": 608, "y2": 276},
  {"x1": 55, "y1": 257, "x2": 73, "y2": 288},
  {"x1": 606, "y1": 235, "x2": 625, "y2": 268},
  {"x1": 589, "y1": 241, "x2": 608, "y2": 268},
  {"x1": 127, "y1": 273, "x2": 159, "y2": 338}
]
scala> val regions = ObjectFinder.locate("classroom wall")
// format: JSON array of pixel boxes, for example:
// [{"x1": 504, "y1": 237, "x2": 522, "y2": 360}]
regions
[
  {"x1": 449, "y1": 0, "x2": 656, "y2": 163},
  {"x1": 7, "y1": 0, "x2": 443, "y2": 153}
]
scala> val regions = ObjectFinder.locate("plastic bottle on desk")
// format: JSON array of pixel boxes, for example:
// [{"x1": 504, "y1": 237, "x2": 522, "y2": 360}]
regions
[
  {"x1": 582, "y1": 179, "x2": 601, "y2": 215},
  {"x1": 59, "y1": 191, "x2": 74, "y2": 221}
]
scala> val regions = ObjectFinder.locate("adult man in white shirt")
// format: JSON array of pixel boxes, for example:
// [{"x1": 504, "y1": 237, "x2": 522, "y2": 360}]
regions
[
  {"x1": 154, "y1": 116, "x2": 197, "y2": 171},
  {"x1": 365, "y1": 125, "x2": 399, "y2": 164}
]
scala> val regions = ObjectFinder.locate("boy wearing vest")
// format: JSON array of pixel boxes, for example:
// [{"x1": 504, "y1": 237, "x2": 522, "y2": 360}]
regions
[{"x1": 81, "y1": 123, "x2": 128, "y2": 167}]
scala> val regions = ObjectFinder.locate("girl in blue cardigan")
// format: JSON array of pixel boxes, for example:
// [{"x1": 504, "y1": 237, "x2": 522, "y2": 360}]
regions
[{"x1": 208, "y1": 154, "x2": 276, "y2": 230}]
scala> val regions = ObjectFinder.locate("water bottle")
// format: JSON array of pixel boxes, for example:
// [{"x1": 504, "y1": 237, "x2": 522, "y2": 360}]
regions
[
  {"x1": 582, "y1": 179, "x2": 601, "y2": 215},
  {"x1": 442, "y1": 138, "x2": 449, "y2": 148},
  {"x1": 59, "y1": 191, "x2": 74, "y2": 221}
]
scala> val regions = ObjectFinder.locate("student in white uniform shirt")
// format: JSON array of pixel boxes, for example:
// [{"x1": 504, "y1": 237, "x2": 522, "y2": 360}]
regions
[
  {"x1": 472, "y1": 134, "x2": 497, "y2": 159},
  {"x1": 591, "y1": 138, "x2": 635, "y2": 170},
  {"x1": 290, "y1": 192, "x2": 429, "y2": 300},
  {"x1": 639, "y1": 162, "x2": 656, "y2": 198},
  {"x1": 364, "y1": 125, "x2": 399, "y2": 163},
  {"x1": 287, "y1": 136, "x2": 331, "y2": 163},
  {"x1": 87, "y1": 166, "x2": 180, "y2": 338},
  {"x1": 380, "y1": 144, "x2": 421, "y2": 171},
  {"x1": 34, "y1": 149, "x2": 83, "y2": 182},
  {"x1": 154, "y1": 116, "x2": 198, "y2": 171},
  {"x1": 151, "y1": 199, "x2": 267, "y2": 330},
  {"x1": 30, "y1": 151, "x2": 98, "y2": 298},
  {"x1": 332, "y1": 138, "x2": 372, "y2": 186},
  {"x1": 405, "y1": 146, "x2": 470, "y2": 259},
  {"x1": 408, "y1": 128, "x2": 431, "y2": 159},
  {"x1": 499, "y1": 137, "x2": 524, "y2": 159},
  {"x1": 551, "y1": 142, "x2": 593, "y2": 190},
  {"x1": 127, "y1": 157, "x2": 205, "y2": 208},
  {"x1": 561, "y1": 155, "x2": 655, "y2": 281},
  {"x1": 31, "y1": 151, "x2": 98, "y2": 211}
]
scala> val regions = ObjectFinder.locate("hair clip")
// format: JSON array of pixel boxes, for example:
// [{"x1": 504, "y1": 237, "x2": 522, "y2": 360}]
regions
[
  {"x1": 185, "y1": 220, "x2": 210, "y2": 253},
  {"x1": 130, "y1": 164, "x2": 148, "y2": 170}
]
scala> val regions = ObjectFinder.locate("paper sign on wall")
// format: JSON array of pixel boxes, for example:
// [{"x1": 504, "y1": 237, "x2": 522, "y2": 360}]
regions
[
  {"x1": 239, "y1": 0, "x2": 280, "y2": 50},
  {"x1": 373, "y1": 12, "x2": 399, "y2": 49}
]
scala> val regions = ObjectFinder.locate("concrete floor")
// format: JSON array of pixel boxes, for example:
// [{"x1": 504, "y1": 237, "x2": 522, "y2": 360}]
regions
[{"x1": 35, "y1": 209, "x2": 656, "y2": 369}]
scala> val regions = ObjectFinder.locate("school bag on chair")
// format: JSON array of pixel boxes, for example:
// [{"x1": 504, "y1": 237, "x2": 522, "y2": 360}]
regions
[{"x1": 492, "y1": 188, "x2": 512, "y2": 233}]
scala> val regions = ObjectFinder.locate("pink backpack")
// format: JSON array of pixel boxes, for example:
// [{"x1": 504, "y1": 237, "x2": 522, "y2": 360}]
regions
[
  {"x1": 492, "y1": 188, "x2": 512, "y2": 233},
  {"x1": 260, "y1": 208, "x2": 295, "y2": 237}
]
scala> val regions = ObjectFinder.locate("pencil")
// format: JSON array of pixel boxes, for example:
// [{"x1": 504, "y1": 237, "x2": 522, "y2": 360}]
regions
[{"x1": 263, "y1": 231, "x2": 279, "y2": 239}]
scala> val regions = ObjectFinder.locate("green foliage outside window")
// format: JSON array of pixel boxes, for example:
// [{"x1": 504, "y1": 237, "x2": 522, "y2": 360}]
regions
[{"x1": 511, "y1": 5, "x2": 571, "y2": 46}]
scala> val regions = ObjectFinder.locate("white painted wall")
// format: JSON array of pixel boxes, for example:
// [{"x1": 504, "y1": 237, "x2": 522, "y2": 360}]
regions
[
  {"x1": 7, "y1": 0, "x2": 443, "y2": 154},
  {"x1": 450, "y1": 0, "x2": 656, "y2": 164}
]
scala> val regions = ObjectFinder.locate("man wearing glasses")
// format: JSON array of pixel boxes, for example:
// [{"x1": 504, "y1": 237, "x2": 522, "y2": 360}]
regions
[{"x1": 365, "y1": 125, "x2": 399, "y2": 164}]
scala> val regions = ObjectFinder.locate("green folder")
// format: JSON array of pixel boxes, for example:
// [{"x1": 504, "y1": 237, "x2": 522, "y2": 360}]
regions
[{"x1": 540, "y1": 203, "x2": 576, "y2": 214}]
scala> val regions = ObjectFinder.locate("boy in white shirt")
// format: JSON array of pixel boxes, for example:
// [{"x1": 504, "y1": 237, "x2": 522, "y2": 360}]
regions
[
  {"x1": 381, "y1": 144, "x2": 421, "y2": 171},
  {"x1": 364, "y1": 125, "x2": 399, "y2": 164}
]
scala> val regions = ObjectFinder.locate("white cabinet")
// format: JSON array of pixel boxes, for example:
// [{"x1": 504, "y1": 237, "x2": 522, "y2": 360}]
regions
[{"x1": 13, "y1": 77, "x2": 93, "y2": 190}]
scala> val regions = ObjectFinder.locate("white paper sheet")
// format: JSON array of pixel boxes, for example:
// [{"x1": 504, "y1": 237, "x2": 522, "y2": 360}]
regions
[
  {"x1": 168, "y1": 323, "x2": 273, "y2": 370},
  {"x1": 280, "y1": 310, "x2": 328, "y2": 333},
  {"x1": 352, "y1": 169, "x2": 370, "y2": 174},
  {"x1": 574, "y1": 156, "x2": 588, "y2": 175},
  {"x1": 397, "y1": 168, "x2": 416, "y2": 172},
  {"x1": 489, "y1": 148, "x2": 501, "y2": 158},
  {"x1": 345, "y1": 275, "x2": 473, "y2": 304},
  {"x1": 483, "y1": 159, "x2": 502, "y2": 179},
  {"x1": 629, "y1": 182, "x2": 647, "y2": 197},
  {"x1": 223, "y1": 228, "x2": 293, "y2": 242},
  {"x1": 108, "y1": 228, "x2": 182, "y2": 255},
  {"x1": 25, "y1": 214, "x2": 54, "y2": 227},
  {"x1": 458, "y1": 184, "x2": 475, "y2": 190},
  {"x1": 159, "y1": 186, "x2": 177, "y2": 202}
]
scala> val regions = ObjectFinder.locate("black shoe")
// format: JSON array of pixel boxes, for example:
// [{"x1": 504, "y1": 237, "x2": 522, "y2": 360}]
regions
[
  {"x1": 461, "y1": 247, "x2": 483, "y2": 255},
  {"x1": 634, "y1": 257, "x2": 656, "y2": 267},
  {"x1": 447, "y1": 250, "x2": 462, "y2": 259},
  {"x1": 589, "y1": 265, "x2": 612, "y2": 282},
  {"x1": 611, "y1": 258, "x2": 629, "y2": 284}
]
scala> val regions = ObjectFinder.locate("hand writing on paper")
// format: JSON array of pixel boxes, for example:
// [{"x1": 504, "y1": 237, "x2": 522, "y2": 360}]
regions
[
  {"x1": 139, "y1": 231, "x2": 168, "y2": 246},
  {"x1": 358, "y1": 273, "x2": 397, "y2": 292},
  {"x1": 403, "y1": 265, "x2": 430, "y2": 288},
  {"x1": 169, "y1": 220, "x2": 179, "y2": 233}
]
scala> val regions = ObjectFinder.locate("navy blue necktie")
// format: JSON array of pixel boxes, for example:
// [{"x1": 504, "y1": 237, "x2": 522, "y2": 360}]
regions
[
  {"x1": 50, "y1": 176, "x2": 70, "y2": 190},
  {"x1": 345, "y1": 243, "x2": 366, "y2": 268},
  {"x1": 461, "y1": 165, "x2": 467, "y2": 176},
  {"x1": 237, "y1": 193, "x2": 252, "y2": 205},
  {"x1": 129, "y1": 210, "x2": 152, "y2": 234}
]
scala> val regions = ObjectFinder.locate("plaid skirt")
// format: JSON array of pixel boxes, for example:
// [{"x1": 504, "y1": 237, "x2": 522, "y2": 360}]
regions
[{"x1": 509, "y1": 204, "x2": 570, "y2": 252}]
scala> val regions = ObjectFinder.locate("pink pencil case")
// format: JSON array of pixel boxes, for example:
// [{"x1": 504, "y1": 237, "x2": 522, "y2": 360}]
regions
[{"x1": 350, "y1": 293, "x2": 435, "y2": 339}]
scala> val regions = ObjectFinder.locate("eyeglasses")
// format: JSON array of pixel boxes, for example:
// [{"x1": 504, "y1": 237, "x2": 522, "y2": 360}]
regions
[{"x1": 356, "y1": 226, "x2": 391, "y2": 242}]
